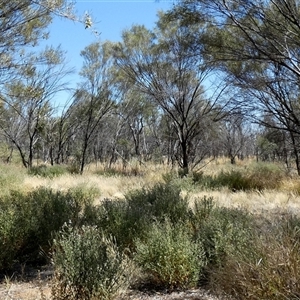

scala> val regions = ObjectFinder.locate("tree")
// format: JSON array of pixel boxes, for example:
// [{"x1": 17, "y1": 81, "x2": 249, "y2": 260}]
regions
[
  {"x1": 220, "y1": 113, "x2": 248, "y2": 164},
  {"x1": 0, "y1": 47, "x2": 72, "y2": 168},
  {"x1": 169, "y1": 0, "x2": 300, "y2": 173},
  {"x1": 0, "y1": 1, "x2": 73, "y2": 83},
  {"x1": 72, "y1": 42, "x2": 116, "y2": 174},
  {"x1": 114, "y1": 15, "x2": 229, "y2": 175}
]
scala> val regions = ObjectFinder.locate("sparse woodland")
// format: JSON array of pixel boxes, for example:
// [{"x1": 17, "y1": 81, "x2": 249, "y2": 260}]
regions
[{"x1": 1, "y1": 1, "x2": 300, "y2": 299}]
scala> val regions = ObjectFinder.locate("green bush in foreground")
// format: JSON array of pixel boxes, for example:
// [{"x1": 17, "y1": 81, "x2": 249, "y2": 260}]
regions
[
  {"x1": 0, "y1": 186, "x2": 96, "y2": 270},
  {"x1": 188, "y1": 197, "x2": 255, "y2": 283},
  {"x1": 125, "y1": 182, "x2": 190, "y2": 224},
  {"x1": 93, "y1": 183, "x2": 191, "y2": 251},
  {"x1": 52, "y1": 224, "x2": 134, "y2": 300},
  {"x1": 134, "y1": 219, "x2": 205, "y2": 290}
]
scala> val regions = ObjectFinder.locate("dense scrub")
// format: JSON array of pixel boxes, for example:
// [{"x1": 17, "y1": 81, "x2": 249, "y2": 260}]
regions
[{"x1": 1, "y1": 162, "x2": 300, "y2": 299}]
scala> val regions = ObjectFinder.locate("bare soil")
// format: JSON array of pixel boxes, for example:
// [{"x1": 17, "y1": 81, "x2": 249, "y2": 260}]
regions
[{"x1": 0, "y1": 266, "x2": 228, "y2": 300}]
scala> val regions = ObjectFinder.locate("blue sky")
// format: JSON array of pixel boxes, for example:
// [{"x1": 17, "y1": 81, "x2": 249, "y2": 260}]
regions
[{"x1": 40, "y1": 0, "x2": 173, "y2": 110}]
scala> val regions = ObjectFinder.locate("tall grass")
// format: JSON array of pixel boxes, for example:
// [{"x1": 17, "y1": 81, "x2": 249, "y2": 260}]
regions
[{"x1": 210, "y1": 214, "x2": 300, "y2": 300}]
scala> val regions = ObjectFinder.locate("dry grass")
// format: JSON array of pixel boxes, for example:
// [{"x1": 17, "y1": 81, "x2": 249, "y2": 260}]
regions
[
  {"x1": 16, "y1": 159, "x2": 300, "y2": 213},
  {"x1": 22, "y1": 162, "x2": 166, "y2": 204},
  {"x1": 189, "y1": 189, "x2": 300, "y2": 215}
]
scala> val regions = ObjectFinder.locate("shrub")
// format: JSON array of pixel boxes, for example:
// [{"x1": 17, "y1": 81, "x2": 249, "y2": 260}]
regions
[
  {"x1": 51, "y1": 224, "x2": 134, "y2": 300},
  {"x1": 0, "y1": 186, "x2": 96, "y2": 270},
  {"x1": 90, "y1": 182, "x2": 191, "y2": 251},
  {"x1": 134, "y1": 219, "x2": 205, "y2": 290},
  {"x1": 194, "y1": 163, "x2": 284, "y2": 191},
  {"x1": 95, "y1": 165, "x2": 143, "y2": 177},
  {"x1": 93, "y1": 198, "x2": 139, "y2": 251},
  {"x1": 125, "y1": 182, "x2": 190, "y2": 224},
  {"x1": 93, "y1": 183, "x2": 191, "y2": 252},
  {"x1": 28, "y1": 164, "x2": 67, "y2": 178},
  {"x1": 189, "y1": 198, "x2": 255, "y2": 279}
]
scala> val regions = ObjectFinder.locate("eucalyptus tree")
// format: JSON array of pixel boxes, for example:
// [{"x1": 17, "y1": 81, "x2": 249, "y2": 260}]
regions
[
  {"x1": 169, "y1": 0, "x2": 300, "y2": 173},
  {"x1": 0, "y1": 0, "x2": 78, "y2": 85},
  {"x1": 0, "y1": 47, "x2": 72, "y2": 168},
  {"x1": 114, "y1": 14, "x2": 230, "y2": 175},
  {"x1": 219, "y1": 113, "x2": 250, "y2": 164},
  {"x1": 72, "y1": 42, "x2": 116, "y2": 174}
]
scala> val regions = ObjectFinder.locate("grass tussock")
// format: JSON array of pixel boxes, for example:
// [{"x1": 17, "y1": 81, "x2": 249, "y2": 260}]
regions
[
  {"x1": 0, "y1": 164, "x2": 25, "y2": 196},
  {"x1": 210, "y1": 215, "x2": 300, "y2": 300}
]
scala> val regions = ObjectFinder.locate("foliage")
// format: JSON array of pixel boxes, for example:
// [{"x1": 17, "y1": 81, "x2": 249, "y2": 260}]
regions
[
  {"x1": 93, "y1": 182, "x2": 190, "y2": 251},
  {"x1": 125, "y1": 182, "x2": 190, "y2": 224},
  {"x1": 134, "y1": 219, "x2": 205, "y2": 290},
  {"x1": 211, "y1": 215, "x2": 300, "y2": 300},
  {"x1": 95, "y1": 165, "x2": 142, "y2": 177},
  {"x1": 0, "y1": 186, "x2": 95, "y2": 270},
  {"x1": 51, "y1": 224, "x2": 133, "y2": 300},
  {"x1": 91, "y1": 199, "x2": 135, "y2": 250},
  {"x1": 189, "y1": 197, "x2": 255, "y2": 280},
  {"x1": 28, "y1": 164, "x2": 68, "y2": 178},
  {"x1": 247, "y1": 162, "x2": 284, "y2": 190},
  {"x1": 193, "y1": 162, "x2": 284, "y2": 191}
]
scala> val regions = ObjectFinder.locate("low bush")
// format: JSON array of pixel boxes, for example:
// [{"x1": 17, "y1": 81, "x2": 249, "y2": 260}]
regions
[
  {"x1": 247, "y1": 162, "x2": 284, "y2": 190},
  {"x1": 125, "y1": 182, "x2": 190, "y2": 224},
  {"x1": 93, "y1": 199, "x2": 139, "y2": 251},
  {"x1": 188, "y1": 197, "x2": 255, "y2": 282},
  {"x1": 95, "y1": 165, "x2": 143, "y2": 177},
  {"x1": 0, "y1": 186, "x2": 96, "y2": 270},
  {"x1": 51, "y1": 224, "x2": 134, "y2": 300},
  {"x1": 191, "y1": 170, "x2": 252, "y2": 191},
  {"x1": 193, "y1": 163, "x2": 285, "y2": 191},
  {"x1": 91, "y1": 183, "x2": 191, "y2": 252},
  {"x1": 134, "y1": 219, "x2": 205, "y2": 290},
  {"x1": 28, "y1": 164, "x2": 67, "y2": 178}
]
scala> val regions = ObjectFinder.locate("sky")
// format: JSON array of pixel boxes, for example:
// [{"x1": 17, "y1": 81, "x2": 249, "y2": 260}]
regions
[{"x1": 40, "y1": 0, "x2": 174, "y2": 110}]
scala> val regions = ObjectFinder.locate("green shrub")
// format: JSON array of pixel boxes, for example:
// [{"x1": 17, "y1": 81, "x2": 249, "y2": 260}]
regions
[
  {"x1": 194, "y1": 163, "x2": 284, "y2": 191},
  {"x1": 93, "y1": 183, "x2": 190, "y2": 252},
  {"x1": 189, "y1": 199, "x2": 255, "y2": 275},
  {"x1": 125, "y1": 182, "x2": 190, "y2": 224},
  {"x1": 0, "y1": 186, "x2": 96, "y2": 270},
  {"x1": 93, "y1": 199, "x2": 139, "y2": 251},
  {"x1": 51, "y1": 224, "x2": 133, "y2": 300},
  {"x1": 134, "y1": 219, "x2": 205, "y2": 290},
  {"x1": 188, "y1": 196, "x2": 215, "y2": 230},
  {"x1": 0, "y1": 203, "x2": 20, "y2": 270},
  {"x1": 162, "y1": 171, "x2": 179, "y2": 184},
  {"x1": 28, "y1": 164, "x2": 67, "y2": 178}
]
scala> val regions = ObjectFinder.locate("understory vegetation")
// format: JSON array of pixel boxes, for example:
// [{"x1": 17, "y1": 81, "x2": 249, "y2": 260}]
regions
[{"x1": 1, "y1": 160, "x2": 300, "y2": 300}]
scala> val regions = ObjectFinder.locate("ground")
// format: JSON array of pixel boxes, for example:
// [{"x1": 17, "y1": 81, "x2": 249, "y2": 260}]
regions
[{"x1": 0, "y1": 266, "x2": 228, "y2": 300}]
